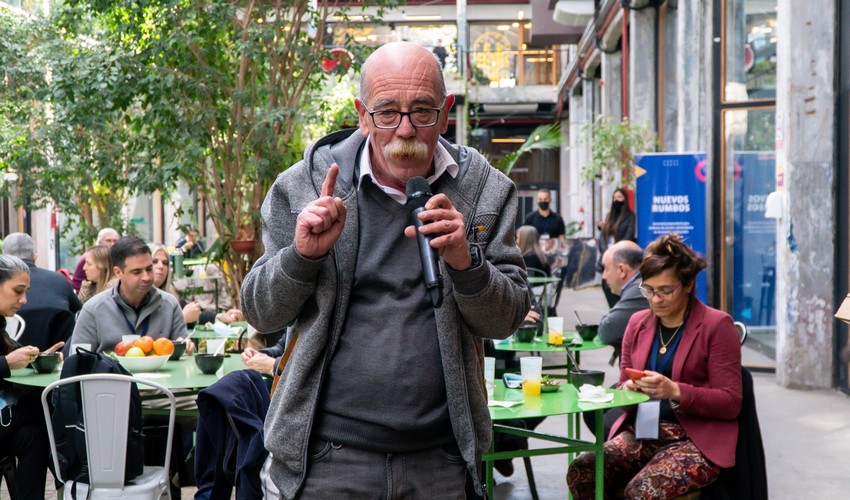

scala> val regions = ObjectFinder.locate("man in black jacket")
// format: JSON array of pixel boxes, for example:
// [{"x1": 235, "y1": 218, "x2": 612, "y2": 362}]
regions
[{"x1": 3, "y1": 233, "x2": 82, "y2": 350}]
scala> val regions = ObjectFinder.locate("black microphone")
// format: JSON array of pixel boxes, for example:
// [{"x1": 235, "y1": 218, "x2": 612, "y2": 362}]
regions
[{"x1": 406, "y1": 176, "x2": 443, "y2": 308}]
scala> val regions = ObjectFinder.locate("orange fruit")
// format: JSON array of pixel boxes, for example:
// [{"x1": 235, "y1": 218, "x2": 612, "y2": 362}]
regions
[
  {"x1": 153, "y1": 338, "x2": 174, "y2": 356},
  {"x1": 134, "y1": 336, "x2": 154, "y2": 355}
]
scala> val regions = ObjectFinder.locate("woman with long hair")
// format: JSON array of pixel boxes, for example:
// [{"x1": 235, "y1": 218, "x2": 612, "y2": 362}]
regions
[
  {"x1": 598, "y1": 188, "x2": 637, "y2": 307},
  {"x1": 516, "y1": 225, "x2": 550, "y2": 276},
  {"x1": 150, "y1": 243, "x2": 203, "y2": 326},
  {"x1": 0, "y1": 255, "x2": 64, "y2": 498},
  {"x1": 568, "y1": 233, "x2": 742, "y2": 498},
  {"x1": 77, "y1": 245, "x2": 117, "y2": 303}
]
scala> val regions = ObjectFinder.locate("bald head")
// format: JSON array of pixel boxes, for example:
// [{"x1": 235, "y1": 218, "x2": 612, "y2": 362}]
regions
[
  {"x1": 601, "y1": 240, "x2": 644, "y2": 296},
  {"x1": 360, "y1": 42, "x2": 446, "y2": 103}
]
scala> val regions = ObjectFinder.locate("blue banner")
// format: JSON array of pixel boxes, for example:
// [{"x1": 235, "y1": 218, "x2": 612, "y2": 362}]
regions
[
  {"x1": 733, "y1": 152, "x2": 776, "y2": 326},
  {"x1": 635, "y1": 153, "x2": 707, "y2": 302}
]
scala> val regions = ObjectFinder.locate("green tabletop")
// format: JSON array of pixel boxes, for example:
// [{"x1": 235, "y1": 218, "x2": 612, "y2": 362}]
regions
[
  {"x1": 8, "y1": 354, "x2": 246, "y2": 391},
  {"x1": 488, "y1": 380, "x2": 647, "y2": 420},
  {"x1": 182, "y1": 257, "x2": 209, "y2": 268},
  {"x1": 494, "y1": 334, "x2": 608, "y2": 352}
]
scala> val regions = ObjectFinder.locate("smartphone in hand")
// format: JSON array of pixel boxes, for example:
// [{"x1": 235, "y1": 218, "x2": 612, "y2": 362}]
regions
[{"x1": 625, "y1": 368, "x2": 646, "y2": 382}]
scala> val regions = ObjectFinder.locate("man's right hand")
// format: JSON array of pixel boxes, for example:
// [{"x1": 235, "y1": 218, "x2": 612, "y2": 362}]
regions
[{"x1": 295, "y1": 163, "x2": 347, "y2": 260}]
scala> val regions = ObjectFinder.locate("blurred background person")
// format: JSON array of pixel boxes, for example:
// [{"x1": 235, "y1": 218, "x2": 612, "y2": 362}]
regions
[
  {"x1": 150, "y1": 243, "x2": 209, "y2": 327},
  {"x1": 568, "y1": 233, "x2": 742, "y2": 498},
  {"x1": 523, "y1": 188, "x2": 566, "y2": 255},
  {"x1": 77, "y1": 245, "x2": 117, "y2": 303},
  {"x1": 598, "y1": 240, "x2": 648, "y2": 357},
  {"x1": 517, "y1": 225, "x2": 550, "y2": 276},
  {"x1": 175, "y1": 227, "x2": 206, "y2": 259},
  {"x1": 70, "y1": 227, "x2": 119, "y2": 292},
  {"x1": 3, "y1": 233, "x2": 82, "y2": 351},
  {"x1": 597, "y1": 188, "x2": 637, "y2": 307}
]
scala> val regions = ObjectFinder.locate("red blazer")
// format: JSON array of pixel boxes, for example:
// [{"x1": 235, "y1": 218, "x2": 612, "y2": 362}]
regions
[{"x1": 611, "y1": 298, "x2": 742, "y2": 468}]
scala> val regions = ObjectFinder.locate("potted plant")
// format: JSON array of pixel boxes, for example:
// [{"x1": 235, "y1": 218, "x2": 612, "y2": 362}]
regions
[{"x1": 579, "y1": 116, "x2": 657, "y2": 188}]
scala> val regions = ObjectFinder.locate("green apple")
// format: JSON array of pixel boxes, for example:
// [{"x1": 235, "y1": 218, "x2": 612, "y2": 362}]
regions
[{"x1": 125, "y1": 346, "x2": 146, "y2": 357}]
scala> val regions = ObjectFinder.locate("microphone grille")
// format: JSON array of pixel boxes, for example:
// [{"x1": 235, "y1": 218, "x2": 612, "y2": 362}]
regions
[{"x1": 405, "y1": 176, "x2": 431, "y2": 199}]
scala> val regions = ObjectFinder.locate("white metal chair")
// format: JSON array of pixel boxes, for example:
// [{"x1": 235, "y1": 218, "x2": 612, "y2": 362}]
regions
[
  {"x1": 4, "y1": 314, "x2": 25, "y2": 341},
  {"x1": 734, "y1": 321, "x2": 748, "y2": 345},
  {"x1": 41, "y1": 374, "x2": 176, "y2": 500}
]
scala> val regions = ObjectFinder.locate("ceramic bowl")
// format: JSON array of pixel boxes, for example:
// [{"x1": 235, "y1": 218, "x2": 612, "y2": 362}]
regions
[
  {"x1": 32, "y1": 353, "x2": 61, "y2": 374},
  {"x1": 169, "y1": 341, "x2": 188, "y2": 361},
  {"x1": 575, "y1": 323, "x2": 599, "y2": 341},
  {"x1": 569, "y1": 369, "x2": 605, "y2": 388},
  {"x1": 513, "y1": 323, "x2": 538, "y2": 343},
  {"x1": 194, "y1": 353, "x2": 225, "y2": 374},
  {"x1": 117, "y1": 354, "x2": 170, "y2": 373}
]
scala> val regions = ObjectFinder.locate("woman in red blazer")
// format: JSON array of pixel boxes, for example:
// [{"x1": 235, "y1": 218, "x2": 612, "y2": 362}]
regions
[{"x1": 568, "y1": 234, "x2": 742, "y2": 499}]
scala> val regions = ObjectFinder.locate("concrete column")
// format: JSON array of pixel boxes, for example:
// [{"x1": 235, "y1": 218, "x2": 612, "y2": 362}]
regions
[
  {"x1": 774, "y1": 0, "x2": 837, "y2": 388},
  {"x1": 675, "y1": 0, "x2": 712, "y2": 153},
  {"x1": 601, "y1": 52, "x2": 623, "y2": 121},
  {"x1": 628, "y1": 7, "x2": 656, "y2": 127}
]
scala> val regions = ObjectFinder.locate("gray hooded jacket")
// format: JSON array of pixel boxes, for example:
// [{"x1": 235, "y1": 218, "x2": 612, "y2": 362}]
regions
[{"x1": 241, "y1": 129, "x2": 530, "y2": 498}]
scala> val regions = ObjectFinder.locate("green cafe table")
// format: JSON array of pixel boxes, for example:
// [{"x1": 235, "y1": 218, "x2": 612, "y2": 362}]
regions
[
  {"x1": 494, "y1": 333, "x2": 608, "y2": 375},
  {"x1": 7, "y1": 353, "x2": 246, "y2": 393},
  {"x1": 190, "y1": 321, "x2": 249, "y2": 340},
  {"x1": 485, "y1": 381, "x2": 648, "y2": 499}
]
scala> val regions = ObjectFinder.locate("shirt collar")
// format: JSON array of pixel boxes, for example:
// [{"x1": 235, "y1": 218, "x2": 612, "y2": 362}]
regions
[{"x1": 358, "y1": 140, "x2": 459, "y2": 204}]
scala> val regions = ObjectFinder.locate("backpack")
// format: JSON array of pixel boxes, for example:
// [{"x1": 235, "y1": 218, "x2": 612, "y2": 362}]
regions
[{"x1": 51, "y1": 348, "x2": 145, "y2": 490}]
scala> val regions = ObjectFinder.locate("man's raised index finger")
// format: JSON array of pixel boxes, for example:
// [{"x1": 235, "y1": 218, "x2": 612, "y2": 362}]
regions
[{"x1": 322, "y1": 163, "x2": 340, "y2": 198}]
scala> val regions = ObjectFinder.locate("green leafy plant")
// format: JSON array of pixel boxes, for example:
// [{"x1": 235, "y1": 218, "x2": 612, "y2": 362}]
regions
[
  {"x1": 580, "y1": 116, "x2": 657, "y2": 187},
  {"x1": 494, "y1": 123, "x2": 562, "y2": 176}
]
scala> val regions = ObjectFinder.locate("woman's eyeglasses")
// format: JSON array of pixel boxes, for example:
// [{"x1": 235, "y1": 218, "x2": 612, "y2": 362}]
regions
[{"x1": 639, "y1": 282, "x2": 682, "y2": 299}]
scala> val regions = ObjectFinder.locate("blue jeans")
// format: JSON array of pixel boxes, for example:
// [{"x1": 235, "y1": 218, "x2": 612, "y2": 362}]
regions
[{"x1": 297, "y1": 440, "x2": 467, "y2": 499}]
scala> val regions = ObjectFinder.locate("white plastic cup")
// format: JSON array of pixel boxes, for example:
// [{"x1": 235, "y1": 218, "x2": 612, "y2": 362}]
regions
[
  {"x1": 547, "y1": 317, "x2": 564, "y2": 335},
  {"x1": 484, "y1": 357, "x2": 496, "y2": 397},
  {"x1": 122, "y1": 334, "x2": 140, "y2": 343},
  {"x1": 520, "y1": 356, "x2": 543, "y2": 396},
  {"x1": 206, "y1": 338, "x2": 226, "y2": 355}
]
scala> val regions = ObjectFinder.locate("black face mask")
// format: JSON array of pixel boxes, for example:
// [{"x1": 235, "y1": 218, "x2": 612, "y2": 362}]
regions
[
  {"x1": 538, "y1": 201, "x2": 550, "y2": 211},
  {"x1": 612, "y1": 200, "x2": 625, "y2": 211}
]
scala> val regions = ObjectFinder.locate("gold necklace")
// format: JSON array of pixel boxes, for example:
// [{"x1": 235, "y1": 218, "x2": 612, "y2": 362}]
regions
[{"x1": 658, "y1": 323, "x2": 684, "y2": 354}]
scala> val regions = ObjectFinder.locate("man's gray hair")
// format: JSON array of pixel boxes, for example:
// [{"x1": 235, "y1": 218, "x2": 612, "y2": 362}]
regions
[
  {"x1": 3, "y1": 232, "x2": 35, "y2": 261},
  {"x1": 97, "y1": 227, "x2": 119, "y2": 244}
]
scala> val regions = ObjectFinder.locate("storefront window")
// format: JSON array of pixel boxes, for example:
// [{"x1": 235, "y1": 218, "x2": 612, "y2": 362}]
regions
[
  {"x1": 331, "y1": 24, "x2": 458, "y2": 73},
  {"x1": 469, "y1": 22, "x2": 557, "y2": 87},
  {"x1": 725, "y1": 0, "x2": 777, "y2": 101},
  {"x1": 724, "y1": 107, "x2": 776, "y2": 355}
]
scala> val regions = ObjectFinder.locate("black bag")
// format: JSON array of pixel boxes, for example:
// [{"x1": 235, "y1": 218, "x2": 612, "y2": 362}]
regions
[{"x1": 51, "y1": 348, "x2": 145, "y2": 488}]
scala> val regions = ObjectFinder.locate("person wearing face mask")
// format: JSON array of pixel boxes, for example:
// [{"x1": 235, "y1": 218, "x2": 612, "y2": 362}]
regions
[
  {"x1": 523, "y1": 189, "x2": 566, "y2": 255},
  {"x1": 597, "y1": 187, "x2": 637, "y2": 307}
]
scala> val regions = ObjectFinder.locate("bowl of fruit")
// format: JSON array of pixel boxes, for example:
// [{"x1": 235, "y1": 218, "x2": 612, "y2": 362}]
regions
[{"x1": 113, "y1": 336, "x2": 173, "y2": 372}]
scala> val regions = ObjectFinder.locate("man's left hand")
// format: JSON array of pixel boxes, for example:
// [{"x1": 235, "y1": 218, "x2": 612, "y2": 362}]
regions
[{"x1": 404, "y1": 193, "x2": 472, "y2": 270}]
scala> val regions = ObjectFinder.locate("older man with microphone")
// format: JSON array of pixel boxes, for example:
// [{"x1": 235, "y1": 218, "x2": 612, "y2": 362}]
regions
[{"x1": 241, "y1": 41, "x2": 529, "y2": 499}]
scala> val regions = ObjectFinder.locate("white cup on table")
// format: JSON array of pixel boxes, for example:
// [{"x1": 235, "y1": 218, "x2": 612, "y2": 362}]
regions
[
  {"x1": 484, "y1": 357, "x2": 496, "y2": 398},
  {"x1": 547, "y1": 317, "x2": 564, "y2": 345},
  {"x1": 520, "y1": 356, "x2": 543, "y2": 397},
  {"x1": 206, "y1": 338, "x2": 226, "y2": 355}
]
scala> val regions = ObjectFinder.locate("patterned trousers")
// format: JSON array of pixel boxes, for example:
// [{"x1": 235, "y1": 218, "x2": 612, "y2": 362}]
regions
[{"x1": 566, "y1": 421, "x2": 720, "y2": 499}]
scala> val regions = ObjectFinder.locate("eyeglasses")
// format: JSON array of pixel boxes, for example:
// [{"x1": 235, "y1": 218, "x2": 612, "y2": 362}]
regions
[
  {"x1": 639, "y1": 282, "x2": 682, "y2": 299},
  {"x1": 362, "y1": 99, "x2": 446, "y2": 129}
]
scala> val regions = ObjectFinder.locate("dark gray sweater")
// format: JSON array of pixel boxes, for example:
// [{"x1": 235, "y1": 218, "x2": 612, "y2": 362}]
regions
[{"x1": 315, "y1": 178, "x2": 450, "y2": 451}]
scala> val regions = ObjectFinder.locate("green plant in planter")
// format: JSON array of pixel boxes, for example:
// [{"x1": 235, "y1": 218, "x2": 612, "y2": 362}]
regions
[{"x1": 580, "y1": 116, "x2": 657, "y2": 188}]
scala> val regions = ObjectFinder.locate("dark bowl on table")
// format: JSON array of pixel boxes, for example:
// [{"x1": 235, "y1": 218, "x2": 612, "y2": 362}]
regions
[
  {"x1": 169, "y1": 341, "x2": 188, "y2": 361},
  {"x1": 569, "y1": 369, "x2": 605, "y2": 388},
  {"x1": 194, "y1": 353, "x2": 225, "y2": 374},
  {"x1": 32, "y1": 353, "x2": 61, "y2": 374},
  {"x1": 513, "y1": 322, "x2": 538, "y2": 343},
  {"x1": 575, "y1": 323, "x2": 599, "y2": 342}
]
